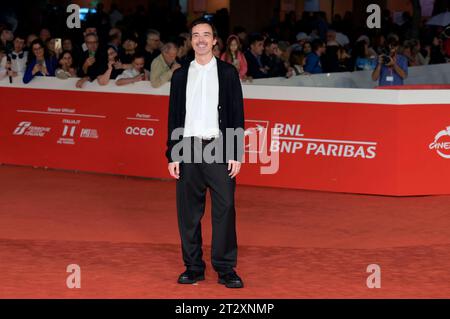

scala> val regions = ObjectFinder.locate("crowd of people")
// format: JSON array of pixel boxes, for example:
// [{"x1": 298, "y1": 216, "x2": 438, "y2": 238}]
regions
[{"x1": 1, "y1": 3, "x2": 449, "y2": 88}]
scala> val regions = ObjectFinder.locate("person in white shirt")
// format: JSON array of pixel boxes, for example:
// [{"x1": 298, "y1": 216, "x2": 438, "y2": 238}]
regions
[
  {"x1": 115, "y1": 53, "x2": 150, "y2": 86},
  {"x1": 0, "y1": 49, "x2": 14, "y2": 81},
  {"x1": 8, "y1": 35, "x2": 27, "y2": 74},
  {"x1": 167, "y1": 18, "x2": 245, "y2": 289}
]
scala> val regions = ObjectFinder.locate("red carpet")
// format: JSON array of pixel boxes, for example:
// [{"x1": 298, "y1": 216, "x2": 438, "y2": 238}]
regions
[{"x1": 1, "y1": 164, "x2": 450, "y2": 298}]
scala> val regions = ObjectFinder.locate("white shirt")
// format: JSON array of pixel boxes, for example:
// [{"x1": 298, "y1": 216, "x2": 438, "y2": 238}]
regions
[
  {"x1": 116, "y1": 68, "x2": 150, "y2": 80},
  {"x1": 9, "y1": 51, "x2": 28, "y2": 73},
  {"x1": 183, "y1": 56, "x2": 220, "y2": 139}
]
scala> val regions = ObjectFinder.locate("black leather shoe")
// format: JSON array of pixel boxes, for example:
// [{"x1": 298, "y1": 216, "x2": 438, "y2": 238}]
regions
[
  {"x1": 177, "y1": 270, "x2": 205, "y2": 284},
  {"x1": 218, "y1": 271, "x2": 244, "y2": 288}
]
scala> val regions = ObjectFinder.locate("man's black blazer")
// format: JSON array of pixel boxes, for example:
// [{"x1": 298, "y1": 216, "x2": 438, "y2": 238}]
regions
[{"x1": 166, "y1": 57, "x2": 245, "y2": 163}]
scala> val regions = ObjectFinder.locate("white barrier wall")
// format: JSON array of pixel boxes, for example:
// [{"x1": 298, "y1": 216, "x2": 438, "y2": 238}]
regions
[{"x1": 250, "y1": 63, "x2": 450, "y2": 89}]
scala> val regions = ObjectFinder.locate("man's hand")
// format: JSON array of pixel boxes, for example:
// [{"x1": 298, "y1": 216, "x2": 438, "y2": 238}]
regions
[
  {"x1": 32, "y1": 64, "x2": 42, "y2": 75},
  {"x1": 134, "y1": 73, "x2": 145, "y2": 82},
  {"x1": 113, "y1": 61, "x2": 124, "y2": 69},
  {"x1": 168, "y1": 162, "x2": 180, "y2": 179},
  {"x1": 85, "y1": 57, "x2": 96, "y2": 67},
  {"x1": 76, "y1": 77, "x2": 88, "y2": 88},
  {"x1": 41, "y1": 65, "x2": 49, "y2": 75},
  {"x1": 171, "y1": 63, "x2": 181, "y2": 72},
  {"x1": 228, "y1": 160, "x2": 241, "y2": 178}
]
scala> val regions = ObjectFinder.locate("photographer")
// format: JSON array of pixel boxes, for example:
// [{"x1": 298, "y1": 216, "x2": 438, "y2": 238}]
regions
[{"x1": 372, "y1": 38, "x2": 408, "y2": 86}]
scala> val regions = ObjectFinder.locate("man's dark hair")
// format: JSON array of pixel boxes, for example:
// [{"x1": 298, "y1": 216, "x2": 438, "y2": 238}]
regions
[
  {"x1": 189, "y1": 18, "x2": 218, "y2": 39},
  {"x1": 123, "y1": 33, "x2": 138, "y2": 43},
  {"x1": 248, "y1": 33, "x2": 264, "y2": 46},
  {"x1": 311, "y1": 39, "x2": 325, "y2": 52},
  {"x1": 387, "y1": 38, "x2": 399, "y2": 48},
  {"x1": 14, "y1": 33, "x2": 26, "y2": 41},
  {"x1": 264, "y1": 37, "x2": 278, "y2": 48},
  {"x1": 132, "y1": 52, "x2": 145, "y2": 61}
]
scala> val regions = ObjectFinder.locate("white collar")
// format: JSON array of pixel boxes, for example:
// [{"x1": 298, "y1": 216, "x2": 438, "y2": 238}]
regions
[{"x1": 191, "y1": 56, "x2": 216, "y2": 71}]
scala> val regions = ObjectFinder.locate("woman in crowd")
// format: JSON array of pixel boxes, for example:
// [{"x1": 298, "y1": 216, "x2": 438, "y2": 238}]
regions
[
  {"x1": 23, "y1": 39, "x2": 57, "y2": 83},
  {"x1": 220, "y1": 34, "x2": 248, "y2": 80},
  {"x1": 429, "y1": 36, "x2": 446, "y2": 65},
  {"x1": 302, "y1": 41, "x2": 312, "y2": 55},
  {"x1": 97, "y1": 45, "x2": 124, "y2": 85},
  {"x1": 289, "y1": 50, "x2": 307, "y2": 76},
  {"x1": 353, "y1": 40, "x2": 377, "y2": 71},
  {"x1": 402, "y1": 40, "x2": 430, "y2": 66},
  {"x1": 55, "y1": 50, "x2": 77, "y2": 79}
]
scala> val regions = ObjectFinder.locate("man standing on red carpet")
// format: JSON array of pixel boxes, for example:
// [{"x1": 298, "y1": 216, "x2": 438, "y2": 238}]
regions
[{"x1": 166, "y1": 18, "x2": 245, "y2": 289}]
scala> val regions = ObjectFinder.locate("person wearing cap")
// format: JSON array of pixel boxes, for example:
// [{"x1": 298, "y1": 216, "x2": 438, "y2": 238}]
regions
[{"x1": 291, "y1": 32, "x2": 310, "y2": 52}]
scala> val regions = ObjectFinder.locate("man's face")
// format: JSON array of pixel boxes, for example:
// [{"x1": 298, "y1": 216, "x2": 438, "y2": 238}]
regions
[
  {"x1": 14, "y1": 38, "x2": 25, "y2": 52},
  {"x1": 272, "y1": 44, "x2": 281, "y2": 57},
  {"x1": 251, "y1": 41, "x2": 264, "y2": 56},
  {"x1": 163, "y1": 48, "x2": 178, "y2": 65},
  {"x1": 191, "y1": 23, "x2": 217, "y2": 57},
  {"x1": 133, "y1": 57, "x2": 145, "y2": 72},
  {"x1": 124, "y1": 39, "x2": 137, "y2": 51},
  {"x1": 146, "y1": 35, "x2": 160, "y2": 50},
  {"x1": 303, "y1": 43, "x2": 312, "y2": 54},
  {"x1": 85, "y1": 35, "x2": 98, "y2": 52},
  {"x1": 63, "y1": 39, "x2": 72, "y2": 51},
  {"x1": 40, "y1": 29, "x2": 51, "y2": 41},
  {"x1": 318, "y1": 45, "x2": 326, "y2": 55},
  {"x1": 389, "y1": 44, "x2": 398, "y2": 56},
  {"x1": 2, "y1": 30, "x2": 13, "y2": 42}
]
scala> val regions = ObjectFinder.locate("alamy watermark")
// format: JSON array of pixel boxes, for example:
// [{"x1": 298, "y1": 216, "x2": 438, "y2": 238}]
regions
[{"x1": 169, "y1": 127, "x2": 280, "y2": 175}]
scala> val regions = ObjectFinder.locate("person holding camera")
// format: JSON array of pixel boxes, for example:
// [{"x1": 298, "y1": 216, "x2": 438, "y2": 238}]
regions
[{"x1": 372, "y1": 38, "x2": 408, "y2": 87}]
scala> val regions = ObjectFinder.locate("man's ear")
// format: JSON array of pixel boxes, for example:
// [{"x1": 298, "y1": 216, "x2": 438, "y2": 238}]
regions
[{"x1": 213, "y1": 38, "x2": 218, "y2": 46}]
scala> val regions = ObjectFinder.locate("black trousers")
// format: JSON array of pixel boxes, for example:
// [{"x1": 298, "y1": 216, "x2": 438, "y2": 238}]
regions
[{"x1": 176, "y1": 139, "x2": 237, "y2": 276}]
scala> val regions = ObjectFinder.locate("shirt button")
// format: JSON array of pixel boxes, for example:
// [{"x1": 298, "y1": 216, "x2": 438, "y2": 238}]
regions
[{"x1": 218, "y1": 105, "x2": 221, "y2": 109}]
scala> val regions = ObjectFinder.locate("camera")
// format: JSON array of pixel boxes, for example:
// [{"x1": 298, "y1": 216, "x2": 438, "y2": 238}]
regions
[{"x1": 380, "y1": 54, "x2": 392, "y2": 65}]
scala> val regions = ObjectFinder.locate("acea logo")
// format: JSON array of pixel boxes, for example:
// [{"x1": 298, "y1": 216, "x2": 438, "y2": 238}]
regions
[
  {"x1": 429, "y1": 126, "x2": 450, "y2": 159},
  {"x1": 125, "y1": 126, "x2": 155, "y2": 137}
]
